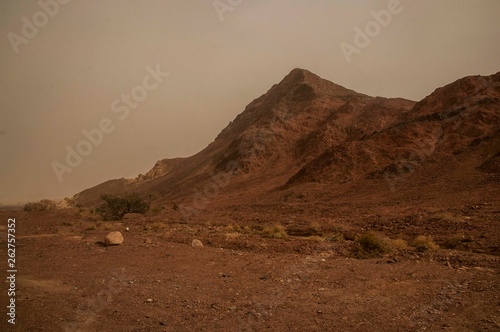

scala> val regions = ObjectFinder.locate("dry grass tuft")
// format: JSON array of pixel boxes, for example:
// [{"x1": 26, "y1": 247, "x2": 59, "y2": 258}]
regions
[
  {"x1": 390, "y1": 238, "x2": 408, "y2": 250},
  {"x1": 430, "y1": 211, "x2": 465, "y2": 223},
  {"x1": 84, "y1": 221, "x2": 118, "y2": 231},
  {"x1": 85, "y1": 223, "x2": 98, "y2": 231},
  {"x1": 443, "y1": 233, "x2": 474, "y2": 250},
  {"x1": 353, "y1": 232, "x2": 390, "y2": 258},
  {"x1": 412, "y1": 235, "x2": 439, "y2": 252},
  {"x1": 262, "y1": 224, "x2": 288, "y2": 239},
  {"x1": 306, "y1": 235, "x2": 326, "y2": 242},
  {"x1": 149, "y1": 222, "x2": 167, "y2": 230},
  {"x1": 226, "y1": 224, "x2": 252, "y2": 234}
]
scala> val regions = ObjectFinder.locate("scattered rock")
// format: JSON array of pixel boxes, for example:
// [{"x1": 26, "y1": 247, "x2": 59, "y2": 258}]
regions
[
  {"x1": 105, "y1": 231, "x2": 124, "y2": 246},
  {"x1": 55, "y1": 197, "x2": 73, "y2": 209},
  {"x1": 146, "y1": 298, "x2": 153, "y2": 303},
  {"x1": 192, "y1": 239, "x2": 203, "y2": 248},
  {"x1": 145, "y1": 238, "x2": 153, "y2": 244}
]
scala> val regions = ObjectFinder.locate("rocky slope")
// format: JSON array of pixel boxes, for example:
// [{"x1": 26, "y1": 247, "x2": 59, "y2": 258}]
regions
[{"x1": 71, "y1": 69, "x2": 499, "y2": 211}]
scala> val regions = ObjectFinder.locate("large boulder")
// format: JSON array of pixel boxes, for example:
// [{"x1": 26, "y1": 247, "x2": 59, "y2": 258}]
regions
[{"x1": 105, "y1": 231, "x2": 124, "y2": 246}]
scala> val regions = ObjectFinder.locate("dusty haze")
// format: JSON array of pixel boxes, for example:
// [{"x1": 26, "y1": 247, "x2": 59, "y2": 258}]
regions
[{"x1": 0, "y1": 0, "x2": 499, "y2": 204}]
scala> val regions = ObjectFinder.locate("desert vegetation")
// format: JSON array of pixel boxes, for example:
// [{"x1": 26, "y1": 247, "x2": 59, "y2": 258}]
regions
[
  {"x1": 262, "y1": 224, "x2": 288, "y2": 239},
  {"x1": 352, "y1": 232, "x2": 390, "y2": 258},
  {"x1": 95, "y1": 193, "x2": 150, "y2": 220},
  {"x1": 23, "y1": 199, "x2": 55, "y2": 211},
  {"x1": 412, "y1": 235, "x2": 439, "y2": 252}
]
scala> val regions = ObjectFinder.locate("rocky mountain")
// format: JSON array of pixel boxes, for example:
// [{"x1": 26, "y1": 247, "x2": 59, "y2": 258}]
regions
[
  {"x1": 71, "y1": 69, "x2": 500, "y2": 213},
  {"x1": 287, "y1": 73, "x2": 500, "y2": 187}
]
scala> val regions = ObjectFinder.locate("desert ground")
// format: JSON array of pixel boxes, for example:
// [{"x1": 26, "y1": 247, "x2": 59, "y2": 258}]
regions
[
  {"x1": 2, "y1": 70, "x2": 499, "y2": 331},
  {"x1": 1, "y1": 196, "x2": 498, "y2": 331}
]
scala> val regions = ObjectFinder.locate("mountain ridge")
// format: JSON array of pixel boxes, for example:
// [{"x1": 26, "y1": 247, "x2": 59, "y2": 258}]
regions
[{"x1": 70, "y1": 68, "x2": 499, "y2": 210}]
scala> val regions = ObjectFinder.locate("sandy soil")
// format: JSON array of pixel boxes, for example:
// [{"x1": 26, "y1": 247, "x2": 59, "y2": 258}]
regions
[{"x1": 0, "y1": 204, "x2": 498, "y2": 331}]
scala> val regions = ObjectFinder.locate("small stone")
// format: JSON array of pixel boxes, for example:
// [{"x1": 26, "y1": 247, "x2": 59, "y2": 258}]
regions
[
  {"x1": 105, "y1": 231, "x2": 124, "y2": 246},
  {"x1": 146, "y1": 298, "x2": 153, "y2": 303},
  {"x1": 228, "y1": 306, "x2": 237, "y2": 311},
  {"x1": 192, "y1": 239, "x2": 203, "y2": 248},
  {"x1": 125, "y1": 227, "x2": 130, "y2": 232},
  {"x1": 145, "y1": 238, "x2": 153, "y2": 244}
]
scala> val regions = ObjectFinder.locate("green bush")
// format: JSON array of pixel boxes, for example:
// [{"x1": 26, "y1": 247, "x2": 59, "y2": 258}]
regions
[{"x1": 96, "y1": 193, "x2": 150, "y2": 220}]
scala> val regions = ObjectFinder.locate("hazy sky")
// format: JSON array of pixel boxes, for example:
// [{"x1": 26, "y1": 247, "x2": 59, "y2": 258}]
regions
[{"x1": 0, "y1": 0, "x2": 499, "y2": 204}]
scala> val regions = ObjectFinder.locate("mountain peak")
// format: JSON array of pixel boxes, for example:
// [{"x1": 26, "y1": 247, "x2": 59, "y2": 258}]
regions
[
  {"x1": 278, "y1": 68, "x2": 327, "y2": 88},
  {"x1": 283, "y1": 68, "x2": 316, "y2": 82},
  {"x1": 274, "y1": 68, "x2": 363, "y2": 99}
]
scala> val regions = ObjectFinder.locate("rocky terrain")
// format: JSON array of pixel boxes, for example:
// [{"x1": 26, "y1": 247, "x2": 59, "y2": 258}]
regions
[
  {"x1": 70, "y1": 69, "x2": 499, "y2": 217},
  {"x1": 1, "y1": 68, "x2": 499, "y2": 331}
]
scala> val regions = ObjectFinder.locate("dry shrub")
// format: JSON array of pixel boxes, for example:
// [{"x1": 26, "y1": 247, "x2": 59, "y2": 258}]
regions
[
  {"x1": 262, "y1": 225, "x2": 288, "y2": 239},
  {"x1": 286, "y1": 220, "x2": 323, "y2": 237},
  {"x1": 226, "y1": 224, "x2": 241, "y2": 232},
  {"x1": 85, "y1": 221, "x2": 116, "y2": 231},
  {"x1": 327, "y1": 232, "x2": 344, "y2": 242},
  {"x1": 430, "y1": 211, "x2": 465, "y2": 223},
  {"x1": 343, "y1": 231, "x2": 357, "y2": 241},
  {"x1": 24, "y1": 199, "x2": 55, "y2": 211},
  {"x1": 149, "y1": 222, "x2": 167, "y2": 230},
  {"x1": 390, "y1": 239, "x2": 408, "y2": 250},
  {"x1": 85, "y1": 223, "x2": 98, "y2": 231},
  {"x1": 100, "y1": 223, "x2": 115, "y2": 231},
  {"x1": 308, "y1": 221, "x2": 323, "y2": 234},
  {"x1": 227, "y1": 224, "x2": 252, "y2": 234},
  {"x1": 151, "y1": 207, "x2": 162, "y2": 215},
  {"x1": 443, "y1": 233, "x2": 474, "y2": 250},
  {"x1": 306, "y1": 235, "x2": 326, "y2": 242},
  {"x1": 353, "y1": 232, "x2": 390, "y2": 258},
  {"x1": 412, "y1": 235, "x2": 439, "y2": 252}
]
